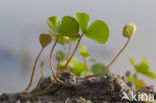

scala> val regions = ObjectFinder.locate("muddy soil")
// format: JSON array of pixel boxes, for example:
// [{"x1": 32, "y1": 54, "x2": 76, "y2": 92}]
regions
[{"x1": 0, "y1": 72, "x2": 156, "y2": 103}]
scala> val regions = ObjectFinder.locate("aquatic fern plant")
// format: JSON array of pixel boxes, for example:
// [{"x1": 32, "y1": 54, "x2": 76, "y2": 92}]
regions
[{"x1": 22, "y1": 13, "x2": 136, "y2": 97}]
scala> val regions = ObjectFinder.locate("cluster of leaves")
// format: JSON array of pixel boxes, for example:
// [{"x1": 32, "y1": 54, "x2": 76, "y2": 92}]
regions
[
  {"x1": 55, "y1": 45, "x2": 109, "y2": 78},
  {"x1": 46, "y1": 13, "x2": 109, "y2": 44},
  {"x1": 126, "y1": 58, "x2": 156, "y2": 90},
  {"x1": 44, "y1": 13, "x2": 110, "y2": 76}
]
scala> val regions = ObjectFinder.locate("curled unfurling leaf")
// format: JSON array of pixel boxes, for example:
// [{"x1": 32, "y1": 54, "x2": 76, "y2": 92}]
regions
[{"x1": 123, "y1": 23, "x2": 136, "y2": 39}]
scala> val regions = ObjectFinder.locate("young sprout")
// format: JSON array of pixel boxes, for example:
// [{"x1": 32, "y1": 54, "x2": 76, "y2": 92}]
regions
[
  {"x1": 84, "y1": 23, "x2": 136, "y2": 79},
  {"x1": 24, "y1": 34, "x2": 52, "y2": 93}
]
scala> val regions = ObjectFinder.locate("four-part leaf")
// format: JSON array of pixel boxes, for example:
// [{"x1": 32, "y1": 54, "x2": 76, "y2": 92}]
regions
[
  {"x1": 47, "y1": 16, "x2": 80, "y2": 44},
  {"x1": 47, "y1": 13, "x2": 109, "y2": 44}
]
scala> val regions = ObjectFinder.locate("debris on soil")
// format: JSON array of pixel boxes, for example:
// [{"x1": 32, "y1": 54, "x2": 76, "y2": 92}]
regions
[{"x1": 0, "y1": 72, "x2": 155, "y2": 103}]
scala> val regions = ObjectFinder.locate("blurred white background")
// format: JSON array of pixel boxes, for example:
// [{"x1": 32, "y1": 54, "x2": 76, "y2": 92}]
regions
[{"x1": 0, "y1": 0, "x2": 156, "y2": 93}]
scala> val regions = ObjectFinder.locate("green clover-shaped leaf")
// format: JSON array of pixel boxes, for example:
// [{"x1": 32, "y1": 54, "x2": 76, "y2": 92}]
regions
[
  {"x1": 72, "y1": 62, "x2": 89, "y2": 76},
  {"x1": 47, "y1": 16, "x2": 80, "y2": 38},
  {"x1": 85, "y1": 20, "x2": 109, "y2": 44},
  {"x1": 47, "y1": 16, "x2": 60, "y2": 33},
  {"x1": 76, "y1": 13, "x2": 90, "y2": 33},
  {"x1": 39, "y1": 34, "x2": 52, "y2": 48},
  {"x1": 60, "y1": 16, "x2": 79, "y2": 37}
]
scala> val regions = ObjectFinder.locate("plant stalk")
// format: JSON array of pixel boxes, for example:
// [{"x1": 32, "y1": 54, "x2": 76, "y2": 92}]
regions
[
  {"x1": 84, "y1": 38, "x2": 130, "y2": 79},
  {"x1": 34, "y1": 74, "x2": 44, "y2": 94},
  {"x1": 24, "y1": 48, "x2": 44, "y2": 93},
  {"x1": 39, "y1": 34, "x2": 83, "y2": 95},
  {"x1": 56, "y1": 59, "x2": 61, "y2": 74},
  {"x1": 50, "y1": 37, "x2": 58, "y2": 78}
]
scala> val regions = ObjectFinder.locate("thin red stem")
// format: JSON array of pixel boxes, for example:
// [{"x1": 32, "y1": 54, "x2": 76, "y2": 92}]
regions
[
  {"x1": 34, "y1": 74, "x2": 44, "y2": 94},
  {"x1": 50, "y1": 37, "x2": 58, "y2": 78},
  {"x1": 63, "y1": 34, "x2": 83, "y2": 68},
  {"x1": 84, "y1": 38, "x2": 130, "y2": 79},
  {"x1": 24, "y1": 48, "x2": 44, "y2": 92},
  {"x1": 56, "y1": 59, "x2": 61, "y2": 74},
  {"x1": 39, "y1": 34, "x2": 83, "y2": 95}
]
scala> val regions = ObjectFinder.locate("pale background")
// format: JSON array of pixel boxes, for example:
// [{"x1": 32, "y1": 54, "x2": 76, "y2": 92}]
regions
[{"x1": 0, "y1": 0, "x2": 156, "y2": 93}]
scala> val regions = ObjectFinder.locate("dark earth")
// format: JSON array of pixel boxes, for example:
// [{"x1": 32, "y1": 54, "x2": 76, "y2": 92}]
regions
[{"x1": 0, "y1": 72, "x2": 156, "y2": 103}]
